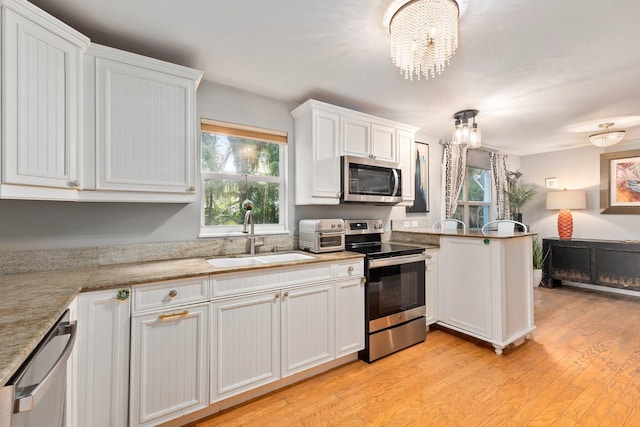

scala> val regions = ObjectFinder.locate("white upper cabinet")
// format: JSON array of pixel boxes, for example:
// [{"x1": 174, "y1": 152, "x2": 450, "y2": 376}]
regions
[
  {"x1": 341, "y1": 116, "x2": 370, "y2": 158},
  {"x1": 397, "y1": 129, "x2": 415, "y2": 205},
  {"x1": 82, "y1": 44, "x2": 203, "y2": 202},
  {"x1": 0, "y1": 0, "x2": 89, "y2": 200},
  {"x1": 291, "y1": 99, "x2": 418, "y2": 205},
  {"x1": 370, "y1": 123, "x2": 396, "y2": 161},
  {"x1": 291, "y1": 102, "x2": 341, "y2": 205}
]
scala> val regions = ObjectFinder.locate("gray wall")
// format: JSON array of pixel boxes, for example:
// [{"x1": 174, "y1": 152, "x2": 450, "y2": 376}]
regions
[
  {"x1": 0, "y1": 80, "x2": 454, "y2": 252},
  {"x1": 520, "y1": 138, "x2": 640, "y2": 241},
  {"x1": 0, "y1": 81, "x2": 297, "y2": 251}
]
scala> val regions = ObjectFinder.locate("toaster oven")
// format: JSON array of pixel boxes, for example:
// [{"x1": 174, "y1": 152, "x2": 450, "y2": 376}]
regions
[{"x1": 298, "y1": 219, "x2": 345, "y2": 253}]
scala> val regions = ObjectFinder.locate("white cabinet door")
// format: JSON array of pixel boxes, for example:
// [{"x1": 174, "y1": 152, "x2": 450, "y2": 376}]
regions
[
  {"x1": 341, "y1": 116, "x2": 370, "y2": 157},
  {"x1": 281, "y1": 283, "x2": 335, "y2": 377},
  {"x1": 130, "y1": 303, "x2": 209, "y2": 427},
  {"x1": 439, "y1": 237, "x2": 493, "y2": 339},
  {"x1": 397, "y1": 129, "x2": 415, "y2": 205},
  {"x1": 210, "y1": 292, "x2": 280, "y2": 403},
  {"x1": 85, "y1": 44, "x2": 201, "y2": 201},
  {"x1": 291, "y1": 103, "x2": 341, "y2": 204},
  {"x1": 335, "y1": 278, "x2": 365, "y2": 357},
  {"x1": 371, "y1": 123, "x2": 396, "y2": 161},
  {"x1": 74, "y1": 289, "x2": 130, "y2": 427},
  {"x1": 424, "y1": 249, "x2": 439, "y2": 325},
  {"x1": 1, "y1": 8, "x2": 86, "y2": 197},
  {"x1": 310, "y1": 109, "x2": 341, "y2": 201}
]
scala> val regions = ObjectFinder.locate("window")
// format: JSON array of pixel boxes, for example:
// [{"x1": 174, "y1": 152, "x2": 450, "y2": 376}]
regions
[
  {"x1": 454, "y1": 166, "x2": 491, "y2": 229},
  {"x1": 200, "y1": 119, "x2": 287, "y2": 236}
]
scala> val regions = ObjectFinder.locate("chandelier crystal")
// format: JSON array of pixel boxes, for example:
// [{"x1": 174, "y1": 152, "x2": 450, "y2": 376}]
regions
[
  {"x1": 388, "y1": 0, "x2": 460, "y2": 80},
  {"x1": 588, "y1": 122, "x2": 625, "y2": 147}
]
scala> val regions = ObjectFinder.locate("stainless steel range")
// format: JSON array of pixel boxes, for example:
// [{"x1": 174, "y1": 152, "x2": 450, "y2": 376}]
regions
[{"x1": 344, "y1": 219, "x2": 427, "y2": 362}]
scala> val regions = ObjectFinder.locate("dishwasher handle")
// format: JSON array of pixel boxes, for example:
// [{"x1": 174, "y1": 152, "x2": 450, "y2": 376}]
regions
[{"x1": 14, "y1": 320, "x2": 77, "y2": 414}]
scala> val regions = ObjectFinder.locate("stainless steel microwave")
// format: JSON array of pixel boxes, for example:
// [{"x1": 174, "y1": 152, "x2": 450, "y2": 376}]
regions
[{"x1": 341, "y1": 155, "x2": 402, "y2": 204}]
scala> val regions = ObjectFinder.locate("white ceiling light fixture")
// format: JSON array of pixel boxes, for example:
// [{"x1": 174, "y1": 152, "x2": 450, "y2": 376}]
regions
[
  {"x1": 452, "y1": 109, "x2": 481, "y2": 148},
  {"x1": 386, "y1": 0, "x2": 460, "y2": 80},
  {"x1": 588, "y1": 122, "x2": 626, "y2": 147}
]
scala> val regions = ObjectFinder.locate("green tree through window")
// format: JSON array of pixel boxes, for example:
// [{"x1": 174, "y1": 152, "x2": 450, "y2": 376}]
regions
[{"x1": 201, "y1": 125, "x2": 284, "y2": 234}]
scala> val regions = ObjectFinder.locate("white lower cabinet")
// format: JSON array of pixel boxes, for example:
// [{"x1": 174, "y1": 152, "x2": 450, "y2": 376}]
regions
[
  {"x1": 74, "y1": 288, "x2": 131, "y2": 427},
  {"x1": 130, "y1": 278, "x2": 209, "y2": 427},
  {"x1": 424, "y1": 248, "x2": 439, "y2": 325},
  {"x1": 281, "y1": 283, "x2": 335, "y2": 377},
  {"x1": 210, "y1": 260, "x2": 364, "y2": 403},
  {"x1": 335, "y1": 277, "x2": 365, "y2": 357},
  {"x1": 438, "y1": 235, "x2": 535, "y2": 354},
  {"x1": 210, "y1": 292, "x2": 281, "y2": 402}
]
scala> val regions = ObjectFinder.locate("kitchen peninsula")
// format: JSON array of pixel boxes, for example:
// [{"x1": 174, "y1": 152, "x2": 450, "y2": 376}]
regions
[{"x1": 392, "y1": 222, "x2": 536, "y2": 355}]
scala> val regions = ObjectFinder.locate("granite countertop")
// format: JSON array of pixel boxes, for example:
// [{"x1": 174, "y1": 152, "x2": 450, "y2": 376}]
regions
[
  {"x1": 0, "y1": 250, "x2": 363, "y2": 388},
  {"x1": 392, "y1": 227, "x2": 536, "y2": 239}
]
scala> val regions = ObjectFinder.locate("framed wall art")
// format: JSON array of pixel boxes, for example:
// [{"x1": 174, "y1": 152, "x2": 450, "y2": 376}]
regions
[
  {"x1": 600, "y1": 149, "x2": 640, "y2": 214},
  {"x1": 406, "y1": 141, "x2": 429, "y2": 213}
]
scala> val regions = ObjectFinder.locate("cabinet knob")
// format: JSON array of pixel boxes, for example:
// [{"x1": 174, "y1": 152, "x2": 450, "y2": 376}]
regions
[
  {"x1": 116, "y1": 289, "x2": 130, "y2": 301},
  {"x1": 283, "y1": 292, "x2": 289, "y2": 298},
  {"x1": 187, "y1": 186, "x2": 195, "y2": 192},
  {"x1": 360, "y1": 276, "x2": 367, "y2": 285},
  {"x1": 348, "y1": 266, "x2": 354, "y2": 272},
  {"x1": 275, "y1": 293, "x2": 280, "y2": 300},
  {"x1": 168, "y1": 290, "x2": 178, "y2": 298},
  {"x1": 425, "y1": 254, "x2": 432, "y2": 259},
  {"x1": 336, "y1": 191, "x2": 342, "y2": 198},
  {"x1": 67, "y1": 180, "x2": 81, "y2": 188}
]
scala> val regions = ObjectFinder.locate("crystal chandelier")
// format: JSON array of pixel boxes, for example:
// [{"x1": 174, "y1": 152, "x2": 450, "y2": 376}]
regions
[
  {"x1": 387, "y1": 0, "x2": 460, "y2": 80},
  {"x1": 588, "y1": 122, "x2": 625, "y2": 147},
  {"x1": 452, "y1": 109, "x2": 481, "y2": 148}
]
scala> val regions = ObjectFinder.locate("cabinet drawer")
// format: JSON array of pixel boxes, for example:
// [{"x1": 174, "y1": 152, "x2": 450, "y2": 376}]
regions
[
  {"x1": 133, "y1": 276, "x2": 208, "y2": 313},
  {"x1": 334, "y1": 261, "x2": 364, "y2": 279},
  {"x1": 211, "y1": 263, "x2": 333, "y2": 298}
]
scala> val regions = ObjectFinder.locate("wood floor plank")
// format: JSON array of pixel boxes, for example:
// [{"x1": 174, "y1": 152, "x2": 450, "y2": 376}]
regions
[{"x1": 187, "y1": 287, "x2": 640, "y2": 427}]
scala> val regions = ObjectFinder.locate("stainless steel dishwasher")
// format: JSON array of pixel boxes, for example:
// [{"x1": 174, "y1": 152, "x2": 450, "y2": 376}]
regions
[{"x1": 0, "y1": 309, "x2": 77, "y2": 427}]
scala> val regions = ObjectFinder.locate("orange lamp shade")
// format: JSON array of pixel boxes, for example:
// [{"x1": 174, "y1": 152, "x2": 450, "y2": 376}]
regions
[{"x1": 546, "y1": 190, "x2": 586, "y2": 240}]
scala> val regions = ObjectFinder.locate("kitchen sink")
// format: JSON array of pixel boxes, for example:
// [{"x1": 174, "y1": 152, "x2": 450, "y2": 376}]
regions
[{"x1": 207, "y1": 252, "x2": 314, "y2": 268}]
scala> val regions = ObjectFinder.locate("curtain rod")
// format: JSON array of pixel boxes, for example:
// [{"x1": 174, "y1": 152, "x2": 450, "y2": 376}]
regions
[{"x1": 438, "y1": 140, "x2": 499, "y2": 155}]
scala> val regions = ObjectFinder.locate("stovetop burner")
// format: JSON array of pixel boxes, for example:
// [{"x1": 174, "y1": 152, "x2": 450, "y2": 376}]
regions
[
  {"x1": 346, "y1": 242, "x2": 425, "y2": 258},
  {"x1": 344, "y1": 219, "x2": 424, "y2": 258}
]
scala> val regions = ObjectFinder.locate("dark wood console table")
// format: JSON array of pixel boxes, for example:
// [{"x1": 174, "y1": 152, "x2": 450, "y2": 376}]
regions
[{"x1": 542, "y1": 238, "x2": 640, "y2": 291}]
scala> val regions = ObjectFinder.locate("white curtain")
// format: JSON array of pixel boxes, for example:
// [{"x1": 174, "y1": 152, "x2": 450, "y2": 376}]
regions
[
  {"x1": 440, "y1": 141, "x2": 468, "y2": 219},
  {"x1": 490, "y1": 152, "x2": 510, "y2": 220}
]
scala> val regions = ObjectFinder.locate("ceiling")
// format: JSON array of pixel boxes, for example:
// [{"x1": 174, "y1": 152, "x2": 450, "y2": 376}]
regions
[{"x1": 30, "y1": 0, "x2": 640, "y2": 155}]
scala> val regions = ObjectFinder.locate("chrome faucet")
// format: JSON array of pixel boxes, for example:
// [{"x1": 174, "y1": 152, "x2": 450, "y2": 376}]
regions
[{"x1": 242, "y1": 199, "x2": 263, "y2": 255}]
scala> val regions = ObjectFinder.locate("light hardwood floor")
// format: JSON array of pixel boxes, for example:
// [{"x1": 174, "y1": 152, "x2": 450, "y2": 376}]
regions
[{"x1": 188, "y1": 286, "x2": 640, "y2": 426}]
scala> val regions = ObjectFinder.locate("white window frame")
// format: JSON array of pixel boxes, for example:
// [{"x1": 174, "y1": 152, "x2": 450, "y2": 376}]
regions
[
  {"x1": 456, "y1": 166, "x2": 491, "y2": 229},
  {"x1": 199, "y1": 119, "x2": 288, "y2": 238}
]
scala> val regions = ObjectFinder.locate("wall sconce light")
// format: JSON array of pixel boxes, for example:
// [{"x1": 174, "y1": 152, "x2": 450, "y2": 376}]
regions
[{"x1": 546, "y1": 189, "x2": 587, "y2": 239}]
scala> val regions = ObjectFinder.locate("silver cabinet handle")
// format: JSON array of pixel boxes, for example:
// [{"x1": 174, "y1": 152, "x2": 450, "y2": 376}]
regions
[{"x1": 14, "y1": 320, "x2": 77, "y2": 413}]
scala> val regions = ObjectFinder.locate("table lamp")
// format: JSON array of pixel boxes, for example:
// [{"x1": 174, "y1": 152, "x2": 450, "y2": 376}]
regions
[{"x1": 546, "y1": 189, "x2": 586, "y2": 239}]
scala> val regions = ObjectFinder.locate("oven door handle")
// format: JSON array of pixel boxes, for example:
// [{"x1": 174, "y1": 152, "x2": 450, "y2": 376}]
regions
[
  {"x1": 317, "y1": 231, "x2": 345, "y2": 237},
  {"x1": 368, "y1": 253, "x2": 426, "y2": 269},
  {"x1": 391, "y1": 168, "x2": 400, "y2": 197}
]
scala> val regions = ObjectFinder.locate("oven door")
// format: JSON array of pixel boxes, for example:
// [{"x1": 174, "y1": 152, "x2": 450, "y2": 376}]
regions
[{"x1": 366, "y1": 253, "x2": 426, "y2": 333}]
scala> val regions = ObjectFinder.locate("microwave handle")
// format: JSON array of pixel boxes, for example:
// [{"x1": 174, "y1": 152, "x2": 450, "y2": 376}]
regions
[{"x1": 391, "y1": 168, "x2": 399, "y2": 197}]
